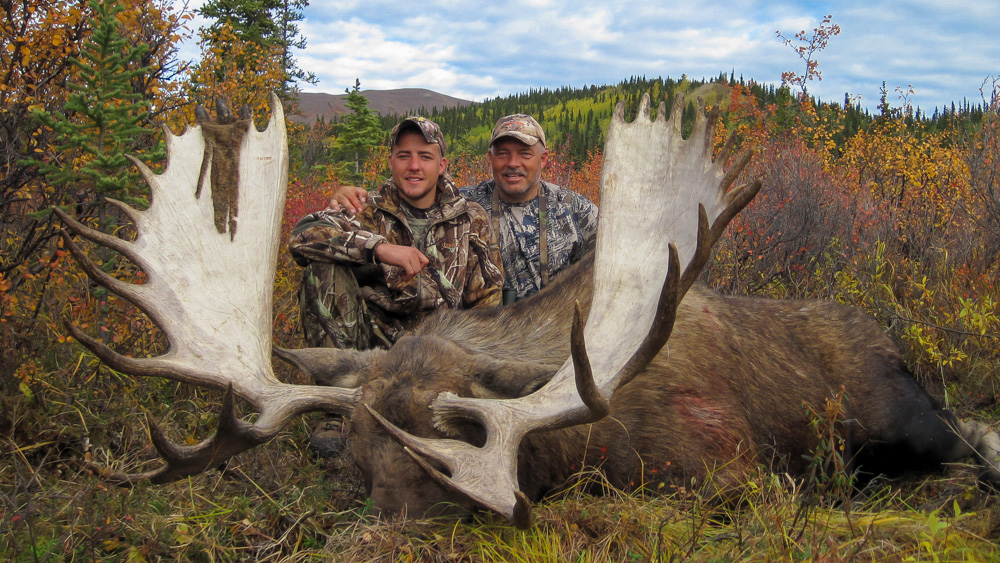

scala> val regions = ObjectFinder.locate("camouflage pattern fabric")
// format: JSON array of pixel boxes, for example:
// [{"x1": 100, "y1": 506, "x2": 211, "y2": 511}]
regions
[
  {"x1": 297, "y1": 261, "x2": 392, "y2": 349},
  {"x1": 461, "y1": 180, "x2": 598, "y2": 299},
  {"x1": 290, "y1": 175, "x2": 503, "y2": 349}
]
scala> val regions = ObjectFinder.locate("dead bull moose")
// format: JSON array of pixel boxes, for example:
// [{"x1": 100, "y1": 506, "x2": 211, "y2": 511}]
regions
[{"x1": 57, "y1": 93, "x2": 1000, "y2": 528}]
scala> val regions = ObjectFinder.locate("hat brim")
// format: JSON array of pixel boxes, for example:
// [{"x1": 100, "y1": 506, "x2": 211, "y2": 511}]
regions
[{"x1": 490, "y1": 131, "x2": 543, "y2": 147}]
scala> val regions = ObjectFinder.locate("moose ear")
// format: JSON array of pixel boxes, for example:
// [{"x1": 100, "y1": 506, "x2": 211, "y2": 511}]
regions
[
  {"x1": 468, "y1": 355, "x2": 557, "y2": 398},
  {"x1": 273, "y1": 347, "x2": 382, "y2": 388}
]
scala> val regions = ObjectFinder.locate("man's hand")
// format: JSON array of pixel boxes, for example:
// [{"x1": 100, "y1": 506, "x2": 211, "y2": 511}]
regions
[
  {"x1": 374, "y1": 243, "x2": 429, "y2": 281},
  {"x1": 328, "y1": 186, "x2": 368, "y2": 215}
]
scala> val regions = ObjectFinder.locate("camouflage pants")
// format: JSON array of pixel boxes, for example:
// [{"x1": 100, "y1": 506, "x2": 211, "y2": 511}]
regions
[{"x1": 298, "y1": 262, "x2": 393, "y2": 350}]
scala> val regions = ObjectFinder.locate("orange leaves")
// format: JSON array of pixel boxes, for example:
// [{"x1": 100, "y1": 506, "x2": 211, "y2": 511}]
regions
[
  {"x1": 448, "y1": 153, "x2": 492, "y2": 188},
  {"x1": 360, "y1": 144, "x2": 391, "y2": 189},
  {"x1": 1, "y1": 0, "x2": 85, "y2": 107},
  {"x1": 564, "y1": 147, "x2": 604, "y2": 206},
  {"x1": 839, "y1": 119, "x2": 971, "y2": 236},
  {"x1": 185, "y1": 22, "x2": 285, "y2": 124}
]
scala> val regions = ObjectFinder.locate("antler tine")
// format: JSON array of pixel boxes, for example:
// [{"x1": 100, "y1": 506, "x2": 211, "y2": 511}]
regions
[
  {"x1": 690, "y1": 96, "x2": 709, "y2": 143},
  {"x1": 703, "y1": 103, "x2": 722, "y2": 155},
  {"x1": 89, "y1": 380, "x2": 360, "y2": 486},
  {"x1": 56, "y1": 227, "x2": 157, "y2": 319},
  {"x1": 55, "y1": 211, "x2": 140, "y2": 267},
  {"x1": 370, "y1": 92, "x2": 762, "y2": 525},
  {"x1": 715, "y1": 130, "x2": 740, "y2": 173},
  {"x1": 62, "y1": 92, "x2": 363, "y2": 486},
  {"x1": 669, "y1": 91, "x2": 685, "y2": 136},
  {"x1": 88, "y1": 384, "x2": 266, "y2": 485},
  {"x1": 570, "y1": 300, "x2": 605, "y2": 418}
]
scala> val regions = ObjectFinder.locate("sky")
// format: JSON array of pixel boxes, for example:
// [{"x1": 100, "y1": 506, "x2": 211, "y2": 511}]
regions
[{"x1": 176, "y1": 0, "x2": 1000, "y2": 114}]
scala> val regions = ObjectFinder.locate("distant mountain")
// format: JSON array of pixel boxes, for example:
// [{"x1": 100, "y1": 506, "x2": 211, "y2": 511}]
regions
[{"x1": 292, "y1": 88, "x2": 475, "y2": 123}]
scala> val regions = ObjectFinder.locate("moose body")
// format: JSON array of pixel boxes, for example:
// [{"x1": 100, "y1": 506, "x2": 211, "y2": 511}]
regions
[
  {"x1": 60, "y1": 93, "x2": 1000, "y2": 527},
  {"x1": 325, "y1": 251, "x2": 994, "y2": 517}
]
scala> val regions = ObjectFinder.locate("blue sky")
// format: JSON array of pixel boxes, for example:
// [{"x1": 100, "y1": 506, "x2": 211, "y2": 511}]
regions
[{"x1": 177, "y1": 0, "x2": 999, "y2": 114}]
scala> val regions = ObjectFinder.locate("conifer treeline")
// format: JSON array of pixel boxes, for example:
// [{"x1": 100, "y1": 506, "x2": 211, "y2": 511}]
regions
[{"x1": 333, "y1": 73, "x2": 994, "y2": 163}]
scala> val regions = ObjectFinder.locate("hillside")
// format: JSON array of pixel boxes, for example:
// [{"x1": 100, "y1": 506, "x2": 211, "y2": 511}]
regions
[
  {"x1": 293, "y1": 88, "x2": 474, "y2": 123},
  {"x1": 295, "y1": 73, "x2": 990, "y2": 180},
  {"x1": 421, "y1": 75, "x2": 739, "y2": 158}
]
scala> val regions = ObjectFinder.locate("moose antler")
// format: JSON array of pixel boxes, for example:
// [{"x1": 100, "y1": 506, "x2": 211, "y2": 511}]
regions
[
  {"x1": 56, "y1": 94, "x2": 360, "y2": 484},
  {"x1": 367, "y1": 93, "x2": 761, "y2": 527}
]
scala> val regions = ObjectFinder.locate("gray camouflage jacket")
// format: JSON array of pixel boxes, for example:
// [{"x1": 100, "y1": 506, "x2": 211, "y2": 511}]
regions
[{"x1": 461, "y1": 180, "x2": 598, "y2": 298}]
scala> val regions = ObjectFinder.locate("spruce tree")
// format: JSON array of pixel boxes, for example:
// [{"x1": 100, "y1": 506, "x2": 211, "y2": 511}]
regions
[
  {"x1": 198, "y1": 0, "x2": 282, "y2": 45},
  {"x1": 198, "y1": 0, "x2": 316, "y2": 93},
  {"x1": 275, "y1": 0, "x2": 317, "y2": 92},
  {"x1": 27, "y1": 0, "x2": 162, "y2": 216},
  {"x1": 335, "y1": 79, "x2": 384, "y2": 181}
]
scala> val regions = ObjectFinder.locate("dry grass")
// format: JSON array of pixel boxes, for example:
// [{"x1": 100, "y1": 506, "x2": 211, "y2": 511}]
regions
[{"x1": 3, "y1": 384, "x2": 1000, "y2": 563}]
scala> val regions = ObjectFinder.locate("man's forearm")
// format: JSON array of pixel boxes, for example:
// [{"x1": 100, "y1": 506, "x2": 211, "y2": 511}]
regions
[{"x1": 289, "y1": 210, "x2": 384, "y2": 265}]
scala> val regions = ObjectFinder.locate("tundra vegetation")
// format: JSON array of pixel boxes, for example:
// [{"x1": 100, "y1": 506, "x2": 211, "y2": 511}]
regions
[{"x1": 3, "y1": 3, "x2": 1000, "y2": 561}]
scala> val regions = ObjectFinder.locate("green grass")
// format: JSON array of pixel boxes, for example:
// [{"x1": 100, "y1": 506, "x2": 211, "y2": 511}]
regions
[{"x1": 4, "y1": 398, "x2": 999, "y2": 563}]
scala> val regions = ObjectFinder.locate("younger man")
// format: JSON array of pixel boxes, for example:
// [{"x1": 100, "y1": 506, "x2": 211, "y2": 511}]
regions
[{"x1": 289, "y1": 116, "x2": 503, "y2": 350}]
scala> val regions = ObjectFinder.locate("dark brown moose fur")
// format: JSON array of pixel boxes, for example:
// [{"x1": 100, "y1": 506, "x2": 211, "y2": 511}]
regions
[{"x1": 309, "y1": 251, "x2": 995, "y2": 519}]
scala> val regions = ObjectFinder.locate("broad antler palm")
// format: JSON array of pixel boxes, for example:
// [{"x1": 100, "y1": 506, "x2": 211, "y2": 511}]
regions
[{"x1": 55, "y1": 94, "x2": 360, "y2": 484}]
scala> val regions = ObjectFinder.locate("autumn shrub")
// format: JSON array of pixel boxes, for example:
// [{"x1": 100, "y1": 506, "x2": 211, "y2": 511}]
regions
[
  {"x1": 274, "y1": 173, "x2": 341, "y2": 352},
  {"x1": 707, "y1": 97, "x2": 1000, "y2": 412},
  {"x1": 707, "y1": 132, "x2": 862, "y2": 299},
  {"x1": 963, "y1": 104, "x2": 1000, "y2": 264},
  {"x1": 836, "y1": 117, "x2": 998, "y2": 402},
  {"x1": 448, "y1": 150, "x2": 491, "y2": 187}
]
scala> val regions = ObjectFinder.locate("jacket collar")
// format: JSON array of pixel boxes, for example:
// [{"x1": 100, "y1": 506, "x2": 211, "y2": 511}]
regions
[{"x1": 372, "y1": 174, "x2": 468, "y2": 221}]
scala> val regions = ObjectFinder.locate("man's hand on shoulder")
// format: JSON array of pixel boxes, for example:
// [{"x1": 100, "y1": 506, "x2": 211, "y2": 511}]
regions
[
  {"x1": 328, "y1": 186, "x2": 369, "y2": 215},
  {"x1": 374, "y1": 243, "x2": 429, "y2": 281}
]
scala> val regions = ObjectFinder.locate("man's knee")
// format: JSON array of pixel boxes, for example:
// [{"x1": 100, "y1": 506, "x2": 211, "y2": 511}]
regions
[{"x1": 298, "y1": 263, "x2": 373, "y2": 350}]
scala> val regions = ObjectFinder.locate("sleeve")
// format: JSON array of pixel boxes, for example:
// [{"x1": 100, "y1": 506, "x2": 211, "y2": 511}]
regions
[
  {"x1": 573, "y1": 194, "x2": 600, "y2": 255},
  {"x1": 462, "y1": 207, "x2": 504, "y2": 308},
  {"x1": 288, "y1": 207, "x2": 387, "y2": 267}
]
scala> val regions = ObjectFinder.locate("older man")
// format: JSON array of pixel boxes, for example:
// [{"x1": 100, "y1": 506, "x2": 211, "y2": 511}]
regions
[{"x1": 334, "y1": 114, "x2": 598, "y2": 304}]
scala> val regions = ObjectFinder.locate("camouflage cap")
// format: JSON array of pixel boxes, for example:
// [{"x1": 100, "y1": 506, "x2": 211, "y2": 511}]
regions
[
  {"x1": 489, "y1": 114, "x2": 546, "y2": 147},
  {"x1": 390, "y1": 116, "x2": 447, "y2": 156}
]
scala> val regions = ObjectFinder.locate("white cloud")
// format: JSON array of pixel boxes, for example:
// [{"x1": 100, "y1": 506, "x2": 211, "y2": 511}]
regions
[{"x1": 171, "y1": 0, "x2": 1000, "y2": 112}]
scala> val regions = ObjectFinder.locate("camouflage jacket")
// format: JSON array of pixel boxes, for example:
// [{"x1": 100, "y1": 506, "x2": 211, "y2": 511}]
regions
[
  {"x1": 290, "y1": 176, "x2": 503, "y2": 319},
  {"x1": 461, "y1": 180, "x2": 599, "y2": 298}
]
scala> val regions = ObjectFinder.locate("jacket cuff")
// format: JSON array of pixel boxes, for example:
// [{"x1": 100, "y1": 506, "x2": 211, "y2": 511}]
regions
[{"x1": 365, "y1": 234, "x2": 387, "y2": 262}]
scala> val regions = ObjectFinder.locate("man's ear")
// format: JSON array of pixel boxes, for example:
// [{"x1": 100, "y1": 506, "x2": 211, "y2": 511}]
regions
[
  {"x1": 273, "y1": 347, "x2": 384, "y2": 388},
  {"x1": 466, "y1": 354, "x2": 556, "y2": 398}
]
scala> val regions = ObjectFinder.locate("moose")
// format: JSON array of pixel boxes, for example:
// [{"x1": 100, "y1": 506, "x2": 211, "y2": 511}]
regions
[{"x1": 57, "y1": 92, "x2": 1000, "y2": 528}]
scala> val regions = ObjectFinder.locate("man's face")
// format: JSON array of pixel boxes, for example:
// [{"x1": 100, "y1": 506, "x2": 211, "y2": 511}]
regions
[
  {"x1": 389, "y1": 131, "x2": 446, "y2": 209},
  {"x1": 488, "y1": 138, "x2": 548, "y2": 203}
]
